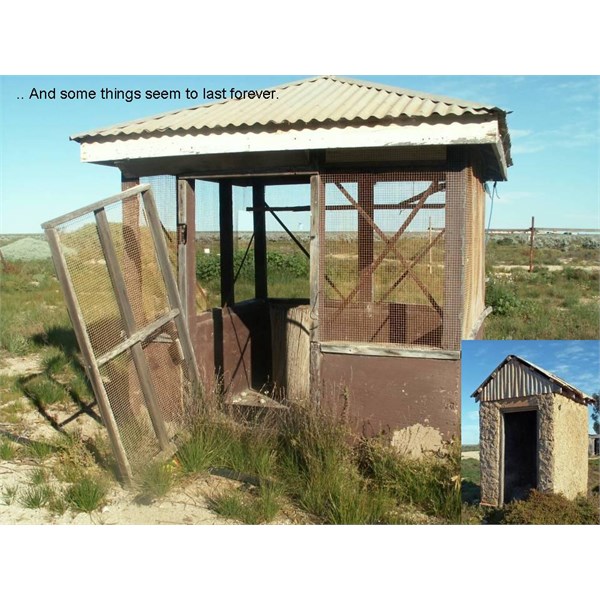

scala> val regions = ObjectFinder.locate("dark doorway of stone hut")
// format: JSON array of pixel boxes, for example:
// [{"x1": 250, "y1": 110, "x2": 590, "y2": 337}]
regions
[{"x1": 503, "y1": 410, "x2": 538, "y2": 504}]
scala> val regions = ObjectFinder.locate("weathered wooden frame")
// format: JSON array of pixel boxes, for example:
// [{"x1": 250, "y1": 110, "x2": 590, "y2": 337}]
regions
[{"x1": 42, "y1": 184, "x2": 199, "y2": 485}]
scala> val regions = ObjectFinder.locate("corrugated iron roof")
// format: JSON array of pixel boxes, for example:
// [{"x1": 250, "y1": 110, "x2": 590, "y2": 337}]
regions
[
  {"x1": 70, "y1": 75, "x2": 510, "y2": 143},
  {"x1": 472, "y1": 355, "x2": 595, "y2": 404}
]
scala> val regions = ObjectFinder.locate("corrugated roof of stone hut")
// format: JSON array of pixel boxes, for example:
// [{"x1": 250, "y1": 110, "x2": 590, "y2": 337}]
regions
[{"x1": 472, "y1": 355, "x2": 594, "y2": 404}]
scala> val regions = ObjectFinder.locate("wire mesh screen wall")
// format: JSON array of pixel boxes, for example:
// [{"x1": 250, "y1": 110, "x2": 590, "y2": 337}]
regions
[
  {"x1": 463, "y1": 166, "x2": 486, "y2": 337},
  {"x1": 233, "y1": 185, "x2": 256, "y2": 303},
  {"x1": 141, "y1": 175, "x2": 178, "y2": 270},
  {"x1": 265, "y1": 184, "x2": 311, "y2": 300},
  {"x1": 42, "y1": 185, "x2": 199, "y2": 483},
  {"x1": 319, "y1": 171, "x2": 454, "y2": 349},
  {"x1": 195, "y1": 181, "x2": 220, "y2": 310}
]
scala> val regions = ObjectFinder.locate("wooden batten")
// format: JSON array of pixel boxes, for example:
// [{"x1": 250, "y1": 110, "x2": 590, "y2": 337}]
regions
[
  {"x1": 95, "y1": 208, "x2": 171, "y2": 451},
  {"x1": 442, "y1": 150, "x2": 466, "y2": 350},
  {"x1": 219, "y1": 181, "x2": 235, "y2": 307},
  {"x1": 177, "y1": 178, "x2": 196, "y2": 328},
  {"x1": 252, "y1": 183, "x2": 268, "y2": 299},
  {"x1": 309, "y1": 175, "x2": 322, "y2": 405}
]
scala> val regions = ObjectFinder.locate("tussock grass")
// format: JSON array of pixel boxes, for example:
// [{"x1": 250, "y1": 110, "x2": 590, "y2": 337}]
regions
[
  {"x1": 2, "y1": 485, "x2": 19, "y2": 505},
  {"x1": 20, "y1": 484, "x2": 52, "y2": 509},
  {"x1": 136, "y1": 461, "x2": 175, "y2": 503},
  {"x1": 24, "y1": 440, "x2": 55, "y2": 461},
  {"x1": 210, "y1": 482, "x2": 283, "y2": 524},
  {"x1": 177, "y1": 397, "x2": 459, "y2": 524},
  {"x1": 0, "y1": 438, "x2": 17, "y2": 461},
  {"x1": 359, "y1": 440, "x2": 461, "y2": 522},
  {"x1": 22, "y1": 375, "x2": 67, "y2": 407},
  {"x1": 28, "y1": 467, "x2": 48, "y2": 486},
  {"x1": 65, "y1": 477, "x2": 107, "y2": 513}
]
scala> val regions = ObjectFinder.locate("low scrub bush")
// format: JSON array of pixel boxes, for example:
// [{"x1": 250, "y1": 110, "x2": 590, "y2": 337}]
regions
[
  {"x1": 497, "y1": 490, "x2": 599, "y2": 525},
  {"x1": 485, "y1": 278, "x2": 524, "y2": 316}
]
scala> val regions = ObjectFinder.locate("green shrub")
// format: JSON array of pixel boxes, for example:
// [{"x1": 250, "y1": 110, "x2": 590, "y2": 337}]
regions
[
  {"x1": 486, "y1": 278, "x2": 524, "y2": 316},
  {"x1": 196, "y1": 250, "x2": 308, "y2": 282}
]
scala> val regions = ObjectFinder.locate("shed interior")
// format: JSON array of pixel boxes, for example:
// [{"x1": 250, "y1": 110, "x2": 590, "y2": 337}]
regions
[{"x1": 129, "y1": 144, "x2": 488, "y2": 407}]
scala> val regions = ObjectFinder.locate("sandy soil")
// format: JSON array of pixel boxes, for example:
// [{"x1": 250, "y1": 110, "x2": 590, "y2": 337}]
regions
[
  {"x1": 0, "y1": 356, "x2": 248, "y2": 526},
  {"x1": 0, "y1": 354, "x2": 43, "y2": 377},
  {"x1": 493, "y1": 264, "x2": 599, "y2": 272},
  {"x1": 461, "y1": 451, "x2": 480, "y2": 461},
  {"x1": 0, "y1": 461, "x2": 238, "y2": 525}
]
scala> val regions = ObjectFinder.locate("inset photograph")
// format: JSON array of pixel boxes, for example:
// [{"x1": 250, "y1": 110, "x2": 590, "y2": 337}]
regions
[{"x1": 461, "y1": 340, "x2": 599, "y2": 524}]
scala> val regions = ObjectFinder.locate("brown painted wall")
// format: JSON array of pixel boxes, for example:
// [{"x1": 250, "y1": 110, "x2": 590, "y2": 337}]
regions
[
  {"x1": 318, "y1": 352, "x2": 460, "y2": 443},
  {"x1": 194, "y1": 300, "x2": 270, "y2": 398}
]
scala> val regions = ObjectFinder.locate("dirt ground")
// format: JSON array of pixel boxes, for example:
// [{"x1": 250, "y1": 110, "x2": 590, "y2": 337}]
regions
[
  {"x1": 0, "y1": 462, "x2": 237, "y2": 525},
  {"x1": 461, "y1": 451, "x2": 480, "y2": 461}
]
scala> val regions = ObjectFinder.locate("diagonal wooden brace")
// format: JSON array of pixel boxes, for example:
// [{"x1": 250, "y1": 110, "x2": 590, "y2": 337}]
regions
[
  {"x1": 332, "y1": 180, "x2": 444, "y2": 317},
  {"x1": 380, "y1": 229, "x2": 445, "y2": 313}
]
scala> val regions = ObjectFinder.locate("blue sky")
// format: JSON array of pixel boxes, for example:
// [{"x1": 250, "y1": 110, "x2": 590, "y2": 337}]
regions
[
  {"x1": 1, "y1": 75, "x2": 598, "y2": 234},
  {"x1": 461, "y1": 340, "x2": 600, "y2": 445}
]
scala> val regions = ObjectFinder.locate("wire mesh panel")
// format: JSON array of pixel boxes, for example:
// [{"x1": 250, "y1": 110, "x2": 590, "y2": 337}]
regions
[
  {"x1": 195, "y1": 181, "x2": 221, "y2": 309},
  {"x1": 43, "y1": 185, "x2": 199, "y2": 482},
  {"x1": 462, "y1": 166, "x2": 486, "y2": 337},
  {"x1": 319, "y1": 171, "x2": 451, "y2": 349},
  {"x1": 265, "y1": 184, "x2": 311, "y2": 300},
  {"x1": 233, "y1": 185, "x2": 256, "y2": 303},
  {"x1": 141, "y1": 175, "x2": 178, "y2": 270}
]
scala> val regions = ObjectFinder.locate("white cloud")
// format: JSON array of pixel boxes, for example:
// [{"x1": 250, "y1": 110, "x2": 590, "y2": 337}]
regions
[
  {"x1": 509, "y1": 128, "x2": 533, "y2": 139},
  {"x1": 512, "y1": 142, "x2": 547, "y2": 155}
]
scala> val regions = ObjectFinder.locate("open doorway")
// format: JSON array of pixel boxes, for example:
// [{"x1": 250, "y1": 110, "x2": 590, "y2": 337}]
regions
[
  {"x1": 193, "y1": 178, "x2": 312, "y2": 404},
  {"x1": 503, "y1": 410, "x2": 538, "y2": 504}
]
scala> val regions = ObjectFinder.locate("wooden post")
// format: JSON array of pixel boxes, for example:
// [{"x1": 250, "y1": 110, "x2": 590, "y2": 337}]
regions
[
  {"x1": 219, "y1": 181, "x2": 235, "y2": 307},
  {"x1": 442, "y1": 151, "x2": 466, "y2": 351},
  {"x1": 357, "y1": 179, "x2": 374, "y2": 303},
  {"x1": 529, "y1": 216, "x2": 535, "y2": 273},
  {"x1": 309, "y1": 175, "x2": 322, "y2": 406},
  {"x1": 44, "y1": 227, "x2": 133, "y2": 485},
  {"x1": 95, "y1": 208, "x2": 171, "y2": 451},
  {"x1": 121, "y1": 175, "x2": 143, "y2": 324},
  {"x1": 253, "y1": 183, "x2": 268, "y2": 299},
  {"x1": 428, "y1": 216, "x2": 433, "y2": 274},
  {"x1": 142, "y1": 189, "x2": 201, "y2": 384},
  {"x1": 177, "y1": 178, "x2": 196, "y2": 327}
]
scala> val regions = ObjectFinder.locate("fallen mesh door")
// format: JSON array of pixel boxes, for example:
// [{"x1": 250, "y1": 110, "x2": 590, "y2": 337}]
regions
[{"x1": 42, "y1": 184, "x2": 200, "y2": 484}]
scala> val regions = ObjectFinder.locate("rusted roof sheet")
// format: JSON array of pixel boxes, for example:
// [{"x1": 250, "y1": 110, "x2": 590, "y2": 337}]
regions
[
  {"x1": 472, "y1": 355, "x2": 594, "y2": 404},
  {"x1": 70, "y1": 75, "x2": 510, "y2": 145}
]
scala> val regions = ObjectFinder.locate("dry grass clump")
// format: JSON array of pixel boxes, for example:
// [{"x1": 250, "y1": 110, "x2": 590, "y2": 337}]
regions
[
  {"x1": 175, "y1": 395, "x2": 460, "y2": 525},
  {"x1": 493, "y1": 490, "x2": 599, "y2": 525}
]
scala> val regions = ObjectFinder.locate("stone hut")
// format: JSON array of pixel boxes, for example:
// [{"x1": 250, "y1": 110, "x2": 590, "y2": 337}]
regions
[{"x1": 473, "y1": 355, "x2": 593, "y2": 506}]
